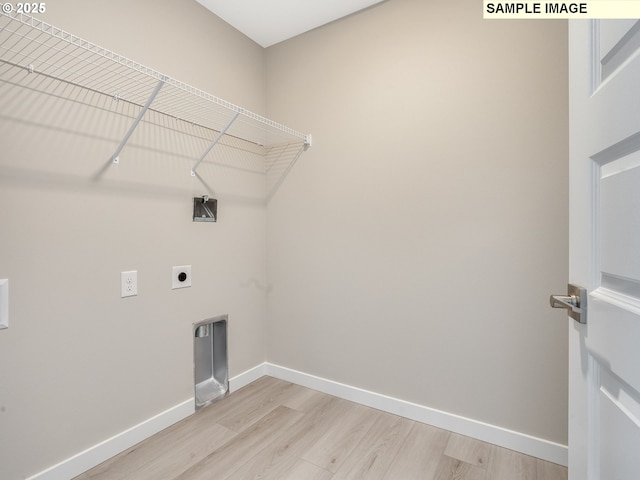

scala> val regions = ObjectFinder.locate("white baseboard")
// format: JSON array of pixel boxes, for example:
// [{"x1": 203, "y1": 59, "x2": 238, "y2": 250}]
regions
[
  {"x1": 27, "y1": 399, "x2": 195, "y2": 480},
  {"x1": 229, "y1": 363, "x2": 268, "y2": 392},
  {"x1": 28, "y1": 365, "x2": 266, "y2": 480},
  {"x1": 29, "y1": 361, "x2": 567, "y2": 478},
  {"x1": 264, "y1": 362, "x2": 568, "y2": 467}
]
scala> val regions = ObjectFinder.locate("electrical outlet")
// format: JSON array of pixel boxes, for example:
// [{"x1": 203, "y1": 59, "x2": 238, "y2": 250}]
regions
[
  {"x1": 121, "y1": 271, "x2": 138, "y2": 298},
  {"x1": 0, "y1": 279, "x2": 8, "y2": 330},
  {"x1": 172, "y1": 265, "x2": 192, "y2": 289}
]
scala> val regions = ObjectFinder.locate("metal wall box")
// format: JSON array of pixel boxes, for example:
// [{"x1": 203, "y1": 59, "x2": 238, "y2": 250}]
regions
[
  {"x1": 193, "y1": 315, "x2": 228, "y2": 409},
  {"x1": 193, "y1": 196, "x2": 217, "y2": 222}
]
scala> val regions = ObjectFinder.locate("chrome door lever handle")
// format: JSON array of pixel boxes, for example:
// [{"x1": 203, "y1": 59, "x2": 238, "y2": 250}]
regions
[
  {"x1": 550, "y1": 295, "x2": 578, "y2": 310},
  {"x1": 549, "y1": 284, "x2": 587, "y2": 324}
]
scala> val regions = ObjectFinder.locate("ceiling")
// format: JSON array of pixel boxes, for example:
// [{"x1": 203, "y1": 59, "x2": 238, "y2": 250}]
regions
[{"x1": 196, "y1": 0, "x2": 386, "y2": 48}]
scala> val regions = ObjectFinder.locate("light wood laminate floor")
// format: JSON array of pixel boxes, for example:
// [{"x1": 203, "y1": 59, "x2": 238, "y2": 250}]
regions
[{"x1": 75, "y1": 376, "x2": 567, "y2": 480}]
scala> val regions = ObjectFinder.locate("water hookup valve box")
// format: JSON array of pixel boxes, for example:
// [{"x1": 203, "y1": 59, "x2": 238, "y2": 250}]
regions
[{"x1": 193, "y1": 195, "x2": 217, "y2": 222}]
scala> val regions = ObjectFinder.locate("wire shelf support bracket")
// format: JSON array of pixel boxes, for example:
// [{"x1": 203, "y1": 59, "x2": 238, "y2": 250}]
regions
[
  {"x1": 191, "y1": 111, "x2": 240, "y2": 176},
  {"x1": 111, "y1": 76, "x2": 166, "y2": 164}
]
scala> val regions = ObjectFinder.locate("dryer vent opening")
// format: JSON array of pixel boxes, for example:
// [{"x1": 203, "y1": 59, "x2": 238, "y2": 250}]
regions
[{"x1": 194, "y1": 315, "x2": 228, "y2": 409}]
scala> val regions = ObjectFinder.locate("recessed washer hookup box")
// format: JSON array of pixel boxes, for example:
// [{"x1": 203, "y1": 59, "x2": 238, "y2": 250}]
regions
[{"x1": 193, "y1": 315, "x2": 228, "y2": 409}]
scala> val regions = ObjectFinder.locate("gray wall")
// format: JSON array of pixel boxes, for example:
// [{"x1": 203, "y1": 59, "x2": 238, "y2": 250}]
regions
[
  {"x1": 0, "y1": 1, "x2": 268, "y2": 478},
  {"x1": 265, "y1": 0, "x2": 569, "y2": 445}
]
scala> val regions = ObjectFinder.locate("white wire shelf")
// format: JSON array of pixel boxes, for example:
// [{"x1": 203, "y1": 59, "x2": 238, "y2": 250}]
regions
[{"x1": 0, "y1": 10, "x2": 311, "y2": 175}]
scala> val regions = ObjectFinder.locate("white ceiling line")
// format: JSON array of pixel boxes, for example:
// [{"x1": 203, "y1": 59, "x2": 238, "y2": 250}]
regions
[{"x1": 195, "y1": 0, "x2": 386, "y2": 47}]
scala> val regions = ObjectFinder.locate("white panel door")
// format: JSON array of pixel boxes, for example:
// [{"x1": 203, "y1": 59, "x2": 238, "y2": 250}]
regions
[{"x1": 568, "y1": 19, "x2": 640, "y2": 480}]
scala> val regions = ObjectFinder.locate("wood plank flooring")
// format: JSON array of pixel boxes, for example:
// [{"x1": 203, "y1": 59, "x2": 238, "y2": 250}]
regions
[{"x1": 74, "y1": 376, "x2": 567, "y2": 480}]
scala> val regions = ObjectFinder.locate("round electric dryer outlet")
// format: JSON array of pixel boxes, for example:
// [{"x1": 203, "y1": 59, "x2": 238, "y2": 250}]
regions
[{"x1": 172, "y1": 265, "x2": 192, "y2": 289}]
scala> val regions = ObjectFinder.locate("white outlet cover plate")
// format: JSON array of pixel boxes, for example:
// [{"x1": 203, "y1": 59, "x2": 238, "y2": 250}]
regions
[
  {"x1": 172, "y1": 265, "x2": 192, "y2": 289},
  {"x1": 0, "y1": 279, "x2": 8, "y2": 329},
  {"x1": 121, "y1": 271, "x2": 138, "y2": 298}
]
